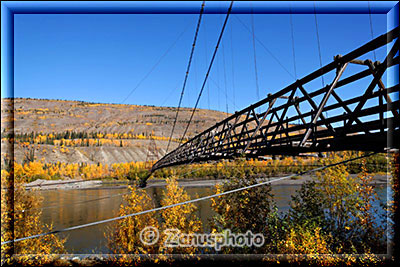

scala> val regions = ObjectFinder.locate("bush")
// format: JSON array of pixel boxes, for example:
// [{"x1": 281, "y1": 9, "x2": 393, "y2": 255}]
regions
[
  {"x1": 105, "y1": 178, "x2": 203, "y2": 261},
  {"x1": 105, "y1": 186, "x2": 160, "y2": 255},
  {"x1": 1, "y1": 174, "x2": 66, "y2": 264},
  {"x1": 210, "y1": 176, "x2": 276, "y2": 254},
  {"x1": 285, "y1": 153, "x2": 387, "y2": 254}
]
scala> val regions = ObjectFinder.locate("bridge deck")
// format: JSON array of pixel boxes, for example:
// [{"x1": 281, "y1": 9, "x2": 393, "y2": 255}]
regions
[{"x1": 152, "y1": 27, "x2": 399, "y2": 171}]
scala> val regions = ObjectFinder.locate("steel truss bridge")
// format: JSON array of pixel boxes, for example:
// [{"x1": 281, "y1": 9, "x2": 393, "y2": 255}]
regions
[{"x1": 152, "y1": 27, "x2": 399, "y2": 172}]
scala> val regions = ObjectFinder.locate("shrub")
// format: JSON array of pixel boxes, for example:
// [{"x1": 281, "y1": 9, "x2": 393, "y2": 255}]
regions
[
  {"x1": 1, "y1": 174, "x2": 66, "y2": 265},
  {"x1": 105, "y1": 186, "x2": 160, "y2": 255},
  {"x1": 210, "y1": 176, "x2": 275, "y2": 253},
  {"x1": 285, "y1": 153, "x2": 387, "y2": 254}
]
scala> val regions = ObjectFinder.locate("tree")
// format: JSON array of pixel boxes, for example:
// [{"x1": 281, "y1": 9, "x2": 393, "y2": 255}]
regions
[
  {"x1": 286, "y1": 181, "x2": 326, "y2": 235},
  {"x1": 277, "y1": 226, "x2": 335, "y2": 265},
  {"x1": 105, "y1": 186, "x2": 160, "y2": 255},
  {"x1": 210, "y1": 176, "x2": 276, "y2": 253},
  {"x1": 353, "y1": 159, "x2": 387, "y2": 253},
  {"x1": 159, "y1": 177, "x2": 202, "y2": 255},
  {"x1": 105, "y1": 178, "x2": 203, "y2": 262},
  {"x1": 314, "y1": 153, "x2": 368, "y2": 253},
  {"x1": 285, "y1": 153, "x2": 387, "y2": 255},
  {"x1": 1, "y1": 173, "x2": 66, "y2": 265}
]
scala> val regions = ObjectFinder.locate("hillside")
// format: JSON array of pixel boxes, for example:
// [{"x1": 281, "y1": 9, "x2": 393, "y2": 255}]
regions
[
  {"x1": 1, "y1": 98, "x2": 231, "y2": 164},
  {"x1": 2, "y1": 98, "x2": 229, "y2": 137}
]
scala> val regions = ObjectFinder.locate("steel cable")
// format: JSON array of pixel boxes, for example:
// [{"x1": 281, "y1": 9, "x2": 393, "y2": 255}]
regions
[
  {"x1": 234, "y1": 16, "x2": 295, "y2": 80},
  {"x1": 15, "y1": 159, "x2": 387, "y2": 213},
  {"x1": 166, "y1": 1, "x2": 206, "y2": 153},
  {"x1": 289, "y1": 5, "x2": 297, "y2": 79},
  {"x1": 180, "y1": 1, "x2": 234, "y2": 143},
  {"x1": 313, "y1": 1, "x2": 325, "y2": 87},
  {"x1": 230, "y1": 21, "x2": 236, "y2": 110},
  {"x1": 1, "y1": 151, "x2": 379, "y2": 245},
  {"x1": 251, "y1": 5, "x2": 261, "y2": 108},
  {"x1": 368, "y1": 1, "x2": 377, "y2": 61},
  {"x1": 121, "y1": 24, "x2": 190, "y2": 104}
]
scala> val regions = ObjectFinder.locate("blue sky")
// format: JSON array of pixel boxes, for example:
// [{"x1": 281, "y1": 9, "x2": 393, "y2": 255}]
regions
[{"x1": 13, "y1": 3, "x2": 391, "y2": 114}]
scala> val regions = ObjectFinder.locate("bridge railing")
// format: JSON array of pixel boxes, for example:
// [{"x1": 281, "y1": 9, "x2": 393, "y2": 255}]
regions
[{"x1": 152, "y1": 27, "x2": 399, "y2": 171}]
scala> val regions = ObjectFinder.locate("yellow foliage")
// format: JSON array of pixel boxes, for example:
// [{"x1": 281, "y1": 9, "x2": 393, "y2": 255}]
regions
[
  {"x1": 1, "y1": 175, "x2": 66, "y2": 264},
  {"x1": 278, "y1": 227, "x2": 336, "y2": 265},
  {"x1": 12, "y1": 160, "x2": 151, "y2": 182},
  {"x1": 105, "y1": 186, "x2": 160, "y2": 255},
  {"x1": 159, "y1": 177, "x2": 202, "y2": 255},
  {"x1": 105, "y1": 178, "x2": 202, "y2": 261}
]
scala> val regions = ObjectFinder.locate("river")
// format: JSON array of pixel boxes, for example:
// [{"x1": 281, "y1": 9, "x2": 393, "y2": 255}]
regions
[{"x1": 33, "y1": 182, "x2": 389, "y2": 254}]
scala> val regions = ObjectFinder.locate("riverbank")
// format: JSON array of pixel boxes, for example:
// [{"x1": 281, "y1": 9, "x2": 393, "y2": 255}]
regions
[
  {"x1": 146, "y1": 173, "x2": 389, "y2": 188},
  {"x1": 31, "y1": 179, "x2": 391, "y2": 255},
  {"x1": 24, "y1": 173, "x2": 390, "y2": 190},
  {"x1": 24, "y1": 178, "x2": 103, "y2": 190}
]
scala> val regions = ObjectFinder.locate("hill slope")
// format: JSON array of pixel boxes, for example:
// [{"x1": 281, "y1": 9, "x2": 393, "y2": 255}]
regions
[{"x1": 1, "y1": 98, "x2": 231, "y2": 164}]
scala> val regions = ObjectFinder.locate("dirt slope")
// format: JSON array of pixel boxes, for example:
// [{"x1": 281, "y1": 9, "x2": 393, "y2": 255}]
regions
[{"x1": 1, "y1": 98, "x2": 230, "y2": 164}]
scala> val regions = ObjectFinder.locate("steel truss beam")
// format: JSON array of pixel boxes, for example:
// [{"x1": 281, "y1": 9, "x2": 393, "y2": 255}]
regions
[{"x1": 152, "y1": 27, "x2": 399, "y2": 172}]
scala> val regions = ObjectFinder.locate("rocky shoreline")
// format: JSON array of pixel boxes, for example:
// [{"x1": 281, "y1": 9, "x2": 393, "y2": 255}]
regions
[
  {"x1": 24, "y1": 178, "x2": 103, "y2": 190},
  {"x1": 23, "y1": 173, "x2": 390, "y2": 190}
]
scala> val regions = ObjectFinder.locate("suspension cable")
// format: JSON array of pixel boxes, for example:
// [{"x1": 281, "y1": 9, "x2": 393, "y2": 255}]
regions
[
  {"x1": 121, "y1": 25, "x2": 189, "y2": 104},
  {"x1": 251, "y1": 5, "x2": 261, "y2": 107},
  {"x1": 289, "y1": 5, "x2": 297, "y2": 80},
  {"x1": 204, "y1": 21, "x2": 211, "y2": 110},
  {"x1": 217, "y1": 14, "x2": 222, "y2": 112},
  {"x1": 2, "y1": 151, "x2": 378, "y2": 245},
  {"x1": 59, "y1": 23, "x2": 190, "y2": 137},
  {"x1": 234, "y1": 16, "x2": 295, "y2": 80},
  {"x1": 209, "y1": 76, "x2": 239, "y2": 110},
  {"x1": 222, "y1": 42, "x2": 229, "y2": 114},
  {"x1": 166, "y1": 1, "x2": 206, "y2": 153},
  {"x1": 368, "y1": 1, "x2": 377, "y2": 61},
  {"x1": 230, "y1": 21, "x2": 236, "y2": 110},
  {"x1": 160, "y1": 80, "x2": 181, "y2": 106},
  {"x1": 313, "y1": 1, "x2": 328, "y2": 119},
  {"x1": 289, "y1": 4, "x2": 300, "y2": 123},
  {"x1": 313, "y1": 1, "x2": 325, "y2": 87},
  {"x1": 180, "y1": 1, "x2": 234, "y2": 143}
]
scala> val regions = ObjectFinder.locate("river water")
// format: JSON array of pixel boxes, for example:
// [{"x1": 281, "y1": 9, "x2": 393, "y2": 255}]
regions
[{"x1": 33, "y1": 183, "x2": 389, "y2": 254}]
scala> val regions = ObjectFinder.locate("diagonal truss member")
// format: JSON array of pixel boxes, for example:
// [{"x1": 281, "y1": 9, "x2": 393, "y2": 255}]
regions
[{"x1": 152, "y1": 27, "x2": 399, "y2": 172}]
